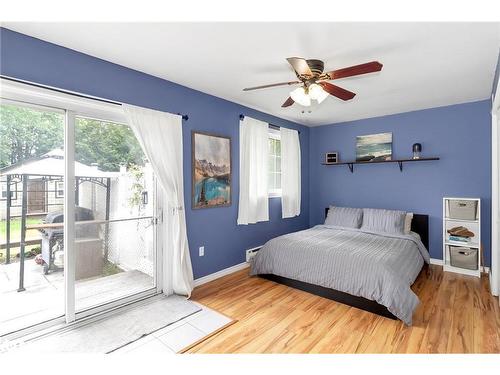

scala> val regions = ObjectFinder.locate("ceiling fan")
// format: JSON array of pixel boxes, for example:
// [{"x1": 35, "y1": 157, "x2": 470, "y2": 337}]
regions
[{"x1": 243, "y1": 57, "x2": 383, "y2": 108}]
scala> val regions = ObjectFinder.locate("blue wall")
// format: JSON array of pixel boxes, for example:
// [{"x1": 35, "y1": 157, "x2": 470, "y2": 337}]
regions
[
  {"x1": 309, "y1": 101, "x2": 492, "y2": 265},
  {"x1": 1, "y1": 27, "x2": 493, "y2": 271},
  {"x1": 0, "y1": 28, "x2": 310, "y2": 279}
]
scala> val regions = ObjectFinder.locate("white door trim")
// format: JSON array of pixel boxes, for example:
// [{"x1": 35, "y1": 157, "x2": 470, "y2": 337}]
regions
[
  {"x1": 491, "y1": 75, "x2": 500, "y2": 297},
  {"x1": 64, "y1": 110, "x2": 76, "y2": 322}
]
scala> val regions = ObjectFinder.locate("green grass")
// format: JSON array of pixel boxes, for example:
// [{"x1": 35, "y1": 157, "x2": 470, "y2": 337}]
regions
[
  {"x1": 0, "y1": 244, "x2": 40, "y2": 263},
  {"x1": 0, "y1": 218, "x2": 43, "y2": 263},
  {"x1": 0, "y1": 217, "x2": 42, "y2": 242},
  {"x1": 102, "y1": 260, "x2": 123, "y2": 277}
]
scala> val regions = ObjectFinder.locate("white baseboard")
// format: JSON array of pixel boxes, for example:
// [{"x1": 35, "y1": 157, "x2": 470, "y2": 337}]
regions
[
  {"x1": 194, "y1": 262, "x2": 249, "y2": 287},
  {"x1": 430, "y1": 257, "x2": 490, "y2": 274},
  {"x1": 430, "y1": 258, "x2": 444, "y2": 266}
]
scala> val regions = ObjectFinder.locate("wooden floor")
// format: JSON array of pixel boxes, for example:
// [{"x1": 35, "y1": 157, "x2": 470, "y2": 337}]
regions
[{"x1": 188, "y1": 265, "x2": 500, "y2": 353}]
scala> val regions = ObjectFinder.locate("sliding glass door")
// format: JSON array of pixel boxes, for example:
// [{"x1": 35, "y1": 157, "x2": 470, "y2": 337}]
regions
[
  {"x1": 0, "y1": 81, "x2": 161, "y2": 335},
  {"x1": 0, "y1": 101, "x2": 66, "y2": 335},
  {"x1": 72, "y1": 116, "x2": 157, "y2": 314}
]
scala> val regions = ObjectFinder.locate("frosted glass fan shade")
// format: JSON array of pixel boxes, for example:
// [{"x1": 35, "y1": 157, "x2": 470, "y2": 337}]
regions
[
  {"x1": 290, "y1": 87, "x2": 311, "y2": 106},
  {"x1": 308, "y1": 84, "x2": 329, "y2": 103}
]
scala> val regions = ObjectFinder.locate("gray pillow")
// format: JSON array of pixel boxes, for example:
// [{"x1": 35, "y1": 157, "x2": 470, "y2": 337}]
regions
[
  {"x1": 325, "y1": 206, "x2": 363, "y2": 228},
  {"x1": 361, "y1": 208, "x2": 407, "y2": 234}
]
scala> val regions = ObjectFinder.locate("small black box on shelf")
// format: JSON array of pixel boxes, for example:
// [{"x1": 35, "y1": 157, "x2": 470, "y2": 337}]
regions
[{"x1": 325, "y1": 152, "x2": 338, "y2": 164}]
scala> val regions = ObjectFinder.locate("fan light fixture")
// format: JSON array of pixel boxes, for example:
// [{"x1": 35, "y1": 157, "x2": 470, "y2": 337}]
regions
[
  {"x1": 308, "y1": 84, "x2": 329, "y2": 104},
  {"x1": 290, "y1": 87, "x2": 311, "y2": 106},
  {"x1": 243, "y1": 58, "x2": 383, "y2": 109},
  {"x1": 290, "y1": 84, "x2": 329, "y2": 107}
]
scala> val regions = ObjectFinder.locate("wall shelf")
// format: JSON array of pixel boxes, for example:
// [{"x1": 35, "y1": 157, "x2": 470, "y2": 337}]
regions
[
  {"x1": 321, "y1": 157, "x2": 440, "y2": 173},
  {"x1": 443, "y1": 197, "x2": 481, "y2": 278}
]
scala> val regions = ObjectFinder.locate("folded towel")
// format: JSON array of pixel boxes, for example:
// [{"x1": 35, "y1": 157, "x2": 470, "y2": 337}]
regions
[
  {"x1": 447, "y1": 226, "x2": 474, "y2": 238},
  {"x1": 449, "y1": 235, "x2": 471, "y2": 242}
]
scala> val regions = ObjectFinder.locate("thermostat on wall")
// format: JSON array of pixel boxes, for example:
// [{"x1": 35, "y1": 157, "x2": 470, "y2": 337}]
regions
[{"x1": 325, "y1": 152, "x2": 339, "y2": 164}]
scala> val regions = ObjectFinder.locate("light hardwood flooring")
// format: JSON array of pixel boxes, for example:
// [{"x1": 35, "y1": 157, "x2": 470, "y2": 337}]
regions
[{"x1": 188, "y1": 265, "x2": 500, "y2": 353}]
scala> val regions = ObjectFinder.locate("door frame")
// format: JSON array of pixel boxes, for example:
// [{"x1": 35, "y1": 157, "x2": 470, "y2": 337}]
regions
[
  {"x1": 27, "y1": 179, "x2": 47, "y2": 214},
  {"x1": 64, "y1": 110, "x2": 76, "y2": 322},
  {"x1": 1, "y1": 78, "x2": 164, "y2": 331},
  {"x1": 491, "y1": 75, "x2": 500, "y2": 298}
]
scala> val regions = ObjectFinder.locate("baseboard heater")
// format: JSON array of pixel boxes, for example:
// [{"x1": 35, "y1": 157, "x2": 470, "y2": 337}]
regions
[{"x1": 245, "y1": 245, "x2": 262, "y2": 263}]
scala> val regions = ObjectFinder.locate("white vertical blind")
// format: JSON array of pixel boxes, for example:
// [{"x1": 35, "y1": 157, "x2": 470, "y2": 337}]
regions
[
  {"x1": 237, "y1": 116, "x2": 269, "y2": 225},
  {"x1": 280, "y1": 127, "x2": 301, "y2": 218}
]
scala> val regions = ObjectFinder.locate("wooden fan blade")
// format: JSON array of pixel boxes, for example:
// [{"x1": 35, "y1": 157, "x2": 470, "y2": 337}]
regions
[
  {"x1": 319, "y1": 82, "x2": 356, "y2": 101},
  {"x1": 326, "y1": 61, "x2": 383, "y2": 80},
  {"x1": 281, "y1": 97, "x2": 294, "y2": 108},
  {"x1": 286, "y1": 57, "x2": 313, "y2": 77},
  {"x1": 243, "y1": 81, "x2": 301, "y2": 91}
]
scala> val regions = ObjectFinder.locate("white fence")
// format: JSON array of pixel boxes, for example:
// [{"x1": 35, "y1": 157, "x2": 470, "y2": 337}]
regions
[{"x1": 1, "y1": 164, "x2": 155, "y2": 277}]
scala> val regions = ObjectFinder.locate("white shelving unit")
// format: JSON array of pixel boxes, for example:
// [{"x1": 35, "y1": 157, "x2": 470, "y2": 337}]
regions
[{"x1": 443, "y1": 197, "x2": 481, "y2": 277}]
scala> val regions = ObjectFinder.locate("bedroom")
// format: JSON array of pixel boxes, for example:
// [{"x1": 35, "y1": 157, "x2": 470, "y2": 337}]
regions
[{"x1": 0, "y1": 0, "x2": 499, "y2": 371}]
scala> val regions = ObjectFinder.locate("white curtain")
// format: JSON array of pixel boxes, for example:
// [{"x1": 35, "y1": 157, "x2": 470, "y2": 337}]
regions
[
  {"x1": 237, "y1": 116, "x2": 269, "y2": 225},
  {"x1": 123, "y1": 104, "x2": 194, "y2": 297},
  {"x1": 280, "y1": 127, "x2": 301, "y2": 218}
]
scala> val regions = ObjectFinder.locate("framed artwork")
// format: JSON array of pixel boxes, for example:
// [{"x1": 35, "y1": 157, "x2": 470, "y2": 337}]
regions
[
  {"x1": 356, "y1": 132, "x2": 392, "y2": 162},
  {"x1": 192, "y1": 131, "x2": 231, "y2": 209}
]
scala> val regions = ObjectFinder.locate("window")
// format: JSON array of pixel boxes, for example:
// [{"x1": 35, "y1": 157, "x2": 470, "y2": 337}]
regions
[
  {"x1": 55, "y1": 181, "x2": 64, "y2": 198},
  {"x1": 268, "y1": 128, "x2": 281, "y2": 197},
  {"x1": 1, "y1": 181, "x2": 17, "y2": 201}
]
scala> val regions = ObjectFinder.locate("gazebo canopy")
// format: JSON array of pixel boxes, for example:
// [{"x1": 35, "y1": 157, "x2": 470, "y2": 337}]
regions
[
  {"x1": 0, "y1": 149, "x2": 119, "y2": 178},
  {"x1": 1, "y1": 149, "x2": 118, "y2": 290}
]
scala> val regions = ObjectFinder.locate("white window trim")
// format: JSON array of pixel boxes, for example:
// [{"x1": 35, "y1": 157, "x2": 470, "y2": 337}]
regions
[
  {"x1": 268, "y1": 127, "x2": 281, "y2": 140},
  {"x1": 268, "y1": 189, "x2": 282, "y2": 198},
  {"x1": 1, "y1": 77, "x2": 127, "y2": 124},
  {"x1": 268, "y1": 128, "x2": 282, "y2": 198},
  {"x1": 55, "y1": 181, "x2": 64, "y2": 198},
  {"x1": 1, "y1": 182, "x2": 17, "y2": 201}
]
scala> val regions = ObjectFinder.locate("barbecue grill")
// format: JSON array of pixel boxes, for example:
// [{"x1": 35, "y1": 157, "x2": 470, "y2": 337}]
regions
[{"x1": 39, "y1": 206, "x2": 102, "y2": 276}]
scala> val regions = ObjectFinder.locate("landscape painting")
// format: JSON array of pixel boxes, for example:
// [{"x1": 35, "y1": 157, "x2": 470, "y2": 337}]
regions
[
  {"x1": 192, "y1": 132, "x2": 231, "y2": 209},
  {"x1": 356, "y1": 132, "x2": 392, "y2": 162}
]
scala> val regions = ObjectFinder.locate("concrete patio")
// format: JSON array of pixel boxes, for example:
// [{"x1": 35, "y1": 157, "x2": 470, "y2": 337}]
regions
[{"x1": 0, "y1": 258, "x2": 154, "y2": 336}]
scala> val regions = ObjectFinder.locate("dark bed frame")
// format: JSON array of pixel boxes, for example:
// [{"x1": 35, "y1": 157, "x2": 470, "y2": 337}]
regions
[{"x1": 260, "y1": 208, "x2": 429, "y2": 321}]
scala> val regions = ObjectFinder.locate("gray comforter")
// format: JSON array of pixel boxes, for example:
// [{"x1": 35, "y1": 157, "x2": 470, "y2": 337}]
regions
[{"x1": 250, "y1": 225, "x2": 430, "y2": 325}]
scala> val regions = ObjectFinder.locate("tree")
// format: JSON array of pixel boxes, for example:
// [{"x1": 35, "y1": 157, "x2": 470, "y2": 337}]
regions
[
  {"x1": 75, "y1": 118, "x2": 145, "y2": 171},
  {"x1": 0, "y1": 104, "x2": 63, "y2": 168},
  {"x1": 0, "y1": 104, "x2": 145, "y2": 171}
]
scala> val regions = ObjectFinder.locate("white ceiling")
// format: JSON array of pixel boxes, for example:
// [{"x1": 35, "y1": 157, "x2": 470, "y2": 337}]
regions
[{"x1": 3, "y1": 22, "x2": 500, "y2": 126}]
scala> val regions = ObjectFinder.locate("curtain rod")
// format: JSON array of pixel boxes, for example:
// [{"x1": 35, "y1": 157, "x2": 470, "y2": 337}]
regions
[
  {"x1": 1, "y1": 75, "x2": 189, "y2": 121},
  {"x1": 239, "y1": 114, "x2": 301, "y2": 134}
]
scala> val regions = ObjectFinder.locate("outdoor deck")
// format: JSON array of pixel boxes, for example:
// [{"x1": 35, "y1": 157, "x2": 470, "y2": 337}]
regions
[{"x1": 0, "y1": 259, "x2": 154, "y2": 336}]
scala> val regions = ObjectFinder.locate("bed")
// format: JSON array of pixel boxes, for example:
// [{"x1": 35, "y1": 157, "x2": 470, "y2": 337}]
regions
[{"x1": 250, "y1": 208, "x2": 430, "y2": 325}]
